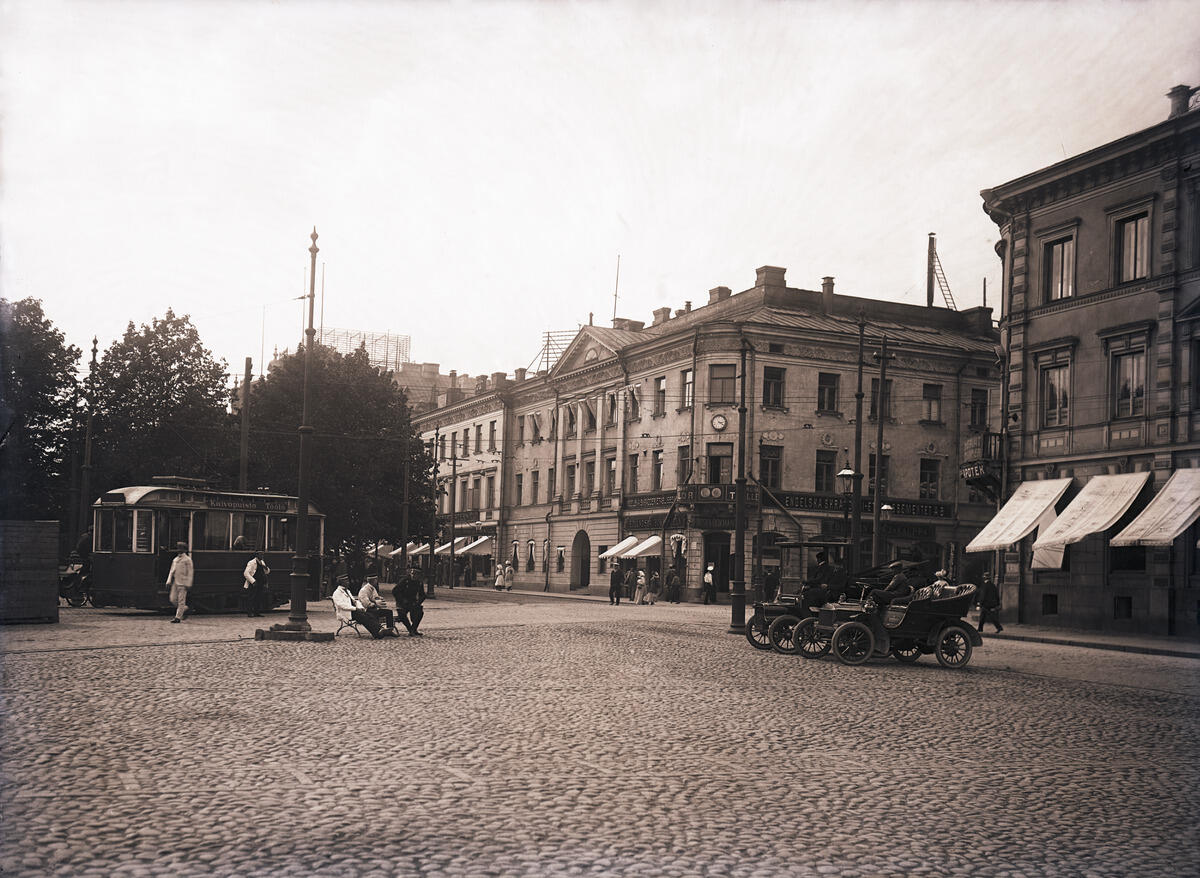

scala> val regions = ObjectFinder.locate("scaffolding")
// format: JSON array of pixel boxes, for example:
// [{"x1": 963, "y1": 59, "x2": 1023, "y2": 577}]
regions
[
  {"x1": 527, "y1": 329, "x2": 578, "y2": 374},
  {"x1": 319, "y1": 327, "x2": 411, "y2": 372}
]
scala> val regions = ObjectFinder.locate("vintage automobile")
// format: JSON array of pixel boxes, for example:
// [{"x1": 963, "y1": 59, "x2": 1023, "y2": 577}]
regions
[
  {"x1": 744, "y1": 593, "x2": 818, "y2": 653},
  {"x1": 794, "y1": 581, "x2": 981, "y2": 668}
]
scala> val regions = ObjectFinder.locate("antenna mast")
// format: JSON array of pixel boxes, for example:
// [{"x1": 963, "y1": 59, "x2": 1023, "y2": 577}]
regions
[{"x1": 612, "y1": 254, "x2": 621, "y2": 324}]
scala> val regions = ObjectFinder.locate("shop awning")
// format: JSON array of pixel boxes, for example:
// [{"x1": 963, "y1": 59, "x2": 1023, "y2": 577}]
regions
[
  {"x1": 966, "y1": 478, "x2": 1073, "y2": 552},
  {"x1": 623, "y1": 535, "x2": 663, "y2": 558},
  {"x1": 408, "y1": 543, "x2": 432, "y2": 556},
  {"x1": 599, "y1": 536, "x2": 640, "y2": 559},
  {"x1": 1110, "y1": 469, "x2": 1200, "y2": 547},
  {"x1": 1032, "y1": 472, "x2": 1150, "y2": 550},
  {"x1": 389, "y1": 542, "x2": 422, "y2": 558},
  {"x1": 434, "y1": 536, "x2": 473, "y2": 555},
  {"x1": 459, "y1": 536, "x2": 492, "y2": 555}
]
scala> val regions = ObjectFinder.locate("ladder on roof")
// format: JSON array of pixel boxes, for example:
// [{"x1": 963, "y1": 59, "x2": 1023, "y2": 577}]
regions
[{"x1": 927, "y1": 233, "x2": 957, "y2": 311}]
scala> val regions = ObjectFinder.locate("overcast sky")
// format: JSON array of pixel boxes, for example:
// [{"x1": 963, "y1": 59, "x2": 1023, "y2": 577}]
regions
[{"x1": 3, "y1": 1, "x2": 1198, "y2": 382}]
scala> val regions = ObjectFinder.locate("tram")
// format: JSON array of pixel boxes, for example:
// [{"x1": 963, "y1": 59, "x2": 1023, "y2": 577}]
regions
[{"x1": 88, "y1": 476, "x2": 324, "y2": 612}]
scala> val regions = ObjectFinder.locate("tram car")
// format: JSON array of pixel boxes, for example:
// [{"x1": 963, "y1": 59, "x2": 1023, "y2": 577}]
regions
[{"x1": 88, "y1": 476, "x2": 325, "y2": 612}]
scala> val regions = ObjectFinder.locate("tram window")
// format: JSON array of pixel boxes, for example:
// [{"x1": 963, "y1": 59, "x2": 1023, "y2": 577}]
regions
[
  {"x1": 156, "y1": 510, "x2": 191, "y2": 551},
  {"x1": 192, "y1": 510, "x2": 231, "y2": 551},
  {"x1": 113, "y1": 509, "x2": 134, "y2": 552},
  {"x1": 232, "y1": 513, "x2": 266, "y2": 550},
  {"x1": 269, "y1": 517, "x2": 294, "y2": 553},
  {"x1": 133, "y1": 511, "x2": 154, "y2": 553},
  {"x1": 97, "y1": 509, "x2": 115, "y2": 552},
  {"x1": 308, "y1": 518, "x2": 322, "y2": 555}
]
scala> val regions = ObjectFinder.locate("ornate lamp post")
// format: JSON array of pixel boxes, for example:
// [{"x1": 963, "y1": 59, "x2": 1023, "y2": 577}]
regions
[
  {"x1": 870, "y1": 336, "x2": 894, "y2": 567},
  {"x1": 837, "y1": 463, "x2": 857, "y2": 570}
]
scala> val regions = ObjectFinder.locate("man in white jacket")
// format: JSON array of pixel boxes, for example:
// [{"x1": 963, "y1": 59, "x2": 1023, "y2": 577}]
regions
[
  {"x1": 242, "y1": 551, "x2": 269, "y2": 617},
  {"x1": 166, "y1": 542, "x2": 194, "y2": 623}
]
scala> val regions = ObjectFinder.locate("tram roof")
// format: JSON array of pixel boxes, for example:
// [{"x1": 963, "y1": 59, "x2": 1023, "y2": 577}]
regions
[{"x1": 95, "y1": 485, "x2": 322, "y2": 515}]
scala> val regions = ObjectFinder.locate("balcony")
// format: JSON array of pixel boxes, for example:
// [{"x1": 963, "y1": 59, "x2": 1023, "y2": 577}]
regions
[{"x1": 960, "y1": 431, "x2": 1004, "y2": 502}]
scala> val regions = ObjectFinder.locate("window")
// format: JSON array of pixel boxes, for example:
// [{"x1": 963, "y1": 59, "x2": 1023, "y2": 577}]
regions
[
  {"x1": 515, "y1": 473, "x2": 524, "y2": 506},
  {"x1": 488, "y1": 421, "x2": 496, "y2": 451},
  {"x1": 815, "y1": 450, "x2": 837, "y2": 493},
  {"x1": 709, "y1": 364, "x2": 736, "y2": 404},
  {"x1": 628, "y1": 388, "x2": 641, "y2": 420},
  {"x1": 1113, "y1": 595, "x2": 1133, "y2": 620},
  {"x1": 155, "y1": 510, "x2": 190, "y2": 551},
  {"x1": 584, "y1": 460, "x2": 595, "y2": 496},
  {"x1": 651, "y1": 450, "x2": 663, "y2": 491},
  {"x1": 653, "y1": 377, "x2": 667, "y2": 416},
  {"x1": 969, "y1": 388, "x2": 989, "y2": 430},
  {"x1": 768, "y1": 342, "x2": 784, "y2": 354},
  {"x1": 584, "y1": 401, "x2": 596, "y2": 432},
  {"x1": 566, "y1": 464, "x2": 576, "y2": 497},
  {"x1": 470, "y1": 478, "x2": 481, "y2": 511},
  {"x1": 1110, "y1": 545, "x2": 1146, "y2": 572},
  {"x1": 486, "y1": 475, "x2": 495, "y2": 509},
  {"x1": 531, "y1": 470, "x2": 540, "y2": 505},
  {"x1": 817, "y1": 373, "x2": 839, "y2": 413},
  {"x1": 267, "y1": 515, "x2": 294, "y2": 552},
  {"x1": 193, "y1": 510, "x2": 229, "y2": 551},
  {"x1": 132, "y1": 511, "x2": 153, "y2": 552},
  {"x1": 1041, "y1": 365, "x2": 1069, "y2": 427},
  {"x1": 566, "y1": 407, "x2": 577, "y2": 437},
  {"x1": 681, "y1": 369, "x2": 694, "y2": 409},
  {"x1": 762, "y1": 367, "x2": 785, "y2": 408},
  {"x1": 707, "y1": 442, "x2": 733, "y2": 484},
  {"x1": 868, "y1": 454, "x2": 890, "y2": 496},
  {"x1": 439, "y1": 435, "x2": 446, "y2": 459},
  {"x1": 543, "y1": 540, "x2": 550, "y2": 573},
  {"x1": 919, "y1": 459, "x2": 940, "y2": 499},
  {"x1": 607, "y1": 392, "x2": 618, "y2": 425},
  {"x1": 922, "y1": 384, "x2": 943, "y2": 422},
  {"x1": 112, "y1": 509, "x2": 134, "y2": 552},
  {"x1": 605, "y1": 457, "x2": 616, "y2": 495},
  {"x1": 627, "y1": 454, "x2": 639, "y2": 493},
  {"x1": 556, "y1": 546, "x2": 565, "y2": 573},
  {"x1": 474, "y1": 424, "x2": 482, "y2": 453},
  {"x1": 232, "y1": 513, "x2": 265, "y2": 551},
  {"x1": 677, "y1": 444, "x2": 692, "y2": 486},
  {"x1": 531, "y1": 413, "x2": 542, "y2": 442},
  {"x1": 870, "y1": 378, "x2": 893, "y2": 420},
  {"x1": 548, "y1": 467, "x2": 555, "y2": 498},
  {"x1": 760, "y1": 444, "x2": 782, "y2": 489},
  {"x1": 1045, "y1": 236, "x2": 1075, "y2": 300},
  {"x1": 461, "y1": 431, "x2": 469, "y2": 456},
  {"x1": 1118, "y1": 213, "x2": 1150, "y2": 282},
  {"x1": 1112, "y1": 350, "x2": 1146, "y2": 418},
  {"x1": 598, "y1": 546, "x2": 608, "y2": 574},
  {"x1": 1042, "y1": 593, "x2": 1058, "y2": 616},
  {"x1": 527, "y1": 541, "x2": 535, "y2": 572},
  {"x1": 517, "y1": 416, "x2": 525, "y2": 444}
]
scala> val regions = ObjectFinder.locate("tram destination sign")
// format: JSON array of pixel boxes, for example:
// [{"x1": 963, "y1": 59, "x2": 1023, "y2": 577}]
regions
[{"x1": 208, "y1": 495, "x2": 293, "y2": 513}]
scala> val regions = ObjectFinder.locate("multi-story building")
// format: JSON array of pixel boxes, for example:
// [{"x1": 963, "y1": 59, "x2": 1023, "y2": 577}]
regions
[
  {"x1": 975, "y1": 83, "x2": 1200, "y2": 636},
  {"x1": 418, "y1": 265, "x2": 1001, "y2": 598}
]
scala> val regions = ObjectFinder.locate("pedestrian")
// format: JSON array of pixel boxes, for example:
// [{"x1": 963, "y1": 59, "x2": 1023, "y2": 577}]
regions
[
  {"x1": 494, "y1": 566, "x2": 505, "y2": 590},
  {"x1": 166, "y1": 541, "x2": 193, "y2": 623},
  {"x1": 74, "y1": 526, "x2": 93, "y2": 577},
  {"x1": 242, "y1": 550, "x2": 269, "y2": 617},
  {"x1": 977, "y1": 572, "x2": 1003, "y2": 633},
  {"x1": 609, "y1": 563, "x2": 623, "y2": 605},
  {"x1": 623, "y1": 566, "x2": 636, "y2": 602},
  {"x1": 633, "y1": 569, "x2": 647, "y2": 605},
  {"x1": 647, "y1": 571, "x2": 661, "y2": 605},
  {"x1": 504, "y1": 563, "x2": 515, "y2": 591},
  {"x1": 702, "y1": 564, "x2": 716, "y2": 605},
  {"x1": 764, "y1": 567, "x2": 781, "y2": 603},
  {"x1": 666, "y1": 568, "x2": 681, "y2": 603},
  {"x1": 392, "y1": 567, "x2": 426, "y2": 637}
]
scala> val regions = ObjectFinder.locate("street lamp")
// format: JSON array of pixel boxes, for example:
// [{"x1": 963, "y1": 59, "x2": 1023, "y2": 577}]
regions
[{"x1": 837, "y1": 464, "x2": 856, "y2": 569}]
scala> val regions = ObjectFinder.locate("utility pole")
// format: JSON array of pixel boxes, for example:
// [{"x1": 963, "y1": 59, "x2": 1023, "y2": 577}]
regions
[
  {"x1": 871, "y1": 336, "x2": 894, "y2": 567},
  {"x1": 448, "y1": 444, "x2": 458, "y2": 592},
  {"x1": 238, "y1": 357, "x2": 252, "y2": 491},
  {"x1": 729, "y1": 335, "x2": 750, "y2": 633},
  {"x1": 850, "y1": 313, "x2": 866, "y2": 575},
  {"x1": 400, "y1": 444, "x2": 410, "y2": 570},
  {"x1": 78, "y1": 337, "x2": 98, "y2": 539}
]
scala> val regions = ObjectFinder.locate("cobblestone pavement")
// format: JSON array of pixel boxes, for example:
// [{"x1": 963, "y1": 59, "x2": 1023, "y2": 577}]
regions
[{"x1": 2, "y1": 596, "x2": 1198, "y2": 877}]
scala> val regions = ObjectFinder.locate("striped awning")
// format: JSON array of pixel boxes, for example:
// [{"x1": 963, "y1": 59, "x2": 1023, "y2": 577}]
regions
[
  {"x1": 622, "y1": 535, "x2": 662, "y2": 558},
  {"x1": 1032, "y1": 472, "x2": 1149, "y2": 550},
  {"x1": 1110, "y1": 470, "x2": 1200, "y2": 547},
  {"x1": 599, "y1": 536, "x2": 639, "y2": 559},
  {"x1": 966, "y1": 478, "x2": 1073, "y2": 552}
]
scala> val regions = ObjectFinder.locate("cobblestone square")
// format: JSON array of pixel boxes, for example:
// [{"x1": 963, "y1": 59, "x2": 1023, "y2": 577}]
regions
[{"x1": 2, "y1": 594, "x2": 1198, "y2": 877}]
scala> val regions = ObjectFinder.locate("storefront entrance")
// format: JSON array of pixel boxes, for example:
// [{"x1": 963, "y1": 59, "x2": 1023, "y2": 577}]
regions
[
  {"x1": 703, "y1": 532, "x2": 731, "y2": 594},
  {"x1": 571, "y1": 530, "x2": 591, "y2": 589}
]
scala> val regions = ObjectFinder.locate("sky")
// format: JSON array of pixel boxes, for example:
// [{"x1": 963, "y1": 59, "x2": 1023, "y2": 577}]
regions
[{"x1": 3, "y1": 0, "x2": 1199, "y2": 382}]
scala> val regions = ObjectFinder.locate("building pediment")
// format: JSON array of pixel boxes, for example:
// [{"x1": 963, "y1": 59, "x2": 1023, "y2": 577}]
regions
[{"x1": 550, "y1": 327, "x2": 624, "y2": 377}]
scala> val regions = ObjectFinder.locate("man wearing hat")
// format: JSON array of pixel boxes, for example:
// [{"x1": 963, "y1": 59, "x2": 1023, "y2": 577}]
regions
[
  {"x1": 702, "y1": 564, "x2": 716, "y2": 605},
  {"x1": 166, "y1": 541, "x2": 194, "y2": 623},
  {"x1": 242, "y1": 550, "x2": 269, "y2": 617}
]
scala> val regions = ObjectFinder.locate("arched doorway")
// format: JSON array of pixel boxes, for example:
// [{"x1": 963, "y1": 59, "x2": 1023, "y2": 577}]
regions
[{"x1": 571, "y1": 530, "x2": 591, "y2": 589}]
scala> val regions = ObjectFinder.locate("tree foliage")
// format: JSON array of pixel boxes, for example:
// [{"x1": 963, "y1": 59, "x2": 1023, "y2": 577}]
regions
[
  {"x1": 248, "y1": 343, "x2": 436, "y2": 557},
  {"x1": 90, "y1": 309, "x2": 234, "y2": 491},
  {"x1": 0, "y1": 298, "x2": 81, "y2": 519}
]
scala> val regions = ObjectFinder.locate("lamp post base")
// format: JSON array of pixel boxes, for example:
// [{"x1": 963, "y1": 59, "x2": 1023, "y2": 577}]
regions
[{"x1": 255, "y1": 623, "x2": 334, "y2": 643}]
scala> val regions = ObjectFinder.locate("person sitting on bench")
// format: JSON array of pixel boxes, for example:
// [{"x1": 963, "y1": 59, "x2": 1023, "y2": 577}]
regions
[
  {"x1": 332, "y1": 581, "x2": 395, "y2": 639},
  {"x1": 357, "y1": 578, "x2": 397, "y2": 634}
]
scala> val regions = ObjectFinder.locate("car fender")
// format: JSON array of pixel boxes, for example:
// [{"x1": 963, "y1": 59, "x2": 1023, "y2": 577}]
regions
[{"x1": 926, "y1": 621, "x2": 982, "y2": 650}]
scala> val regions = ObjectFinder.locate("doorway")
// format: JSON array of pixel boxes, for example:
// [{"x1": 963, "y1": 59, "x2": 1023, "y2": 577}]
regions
[
  {"x1": 703, "y1": 532, "x2": 731, "y2": 594},
  {"x1": 571, "y1": 530, "x2": 591, "y2": 589}
]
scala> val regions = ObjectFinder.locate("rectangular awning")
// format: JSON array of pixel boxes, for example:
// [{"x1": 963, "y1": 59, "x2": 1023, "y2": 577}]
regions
[
  {"x1": 966, "y1": 478, "x2": 1073, "y2": 552},
  {"x1": 623, "y1": 535, "x2": 662, "y2": 558},
  {"x1": 434, "y1": 536, "x2": 473, "y2": 555},
  {"x1": 1110, "y1": 469, "x2": 1200, "y2": 547},
  {"x1": 408, "y1": 543, "x2": 432, "y2": 556},
  {"x1": 459, "y1": 536, "x2": 492, "y2": 555},
  {"x1": 599, "y1": 536, "x2": 640, "y2": 559},
  {"x1": 389, "y1": 541, "x2": 422, "y2": 558},
  {"x1": 1033, "y1": 471, "x2": 1150, "y2": 550}
]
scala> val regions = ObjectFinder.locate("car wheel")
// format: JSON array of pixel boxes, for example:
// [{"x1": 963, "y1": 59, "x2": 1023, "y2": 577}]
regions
[
  {"x1": 795, "y1": 617, "x2": 832, "y2": 659},
  {"x1": 767, "y1": 614, "x2": 800, "y2": 654},
  {"x1": 935, "y1": 625, "x2": 974, "y2": 668},
  {"x1": 891, "y1": 641, "x2": 922, "y2": 663},
  {"x1": 745, "y1": 615, "x2": 772, "y2": 651},
  {"x1": 832, "y1": 621, "x2": 874, "y2": 666}
]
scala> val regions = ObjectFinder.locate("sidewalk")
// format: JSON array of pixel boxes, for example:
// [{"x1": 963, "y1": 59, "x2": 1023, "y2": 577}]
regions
[{"x1": 431, "y1": 583, "x2": 1200, "y2": 660}]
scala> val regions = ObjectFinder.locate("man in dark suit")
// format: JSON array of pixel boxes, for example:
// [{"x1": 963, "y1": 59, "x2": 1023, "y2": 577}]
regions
[
  {"x1": 609, "y1": 563, "x2": 623, "y2": 605},
  {"x1": 393, "y1": 567, "x2": 426, "y2": 637},
  {"x1": 977, "y1": 573, "x2": 1003, "y2": 633}
]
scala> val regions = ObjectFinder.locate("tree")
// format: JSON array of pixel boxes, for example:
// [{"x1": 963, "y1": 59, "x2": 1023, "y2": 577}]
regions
[
  {"x1": 248, "y1": 343, "x2": 436, "y2": 557},
  {"x1": 0, "y1": 298, "x2": 81, "y2": 520},
  {"x1": 90, "y1": 310, "x2": 234, "y2": 491}
]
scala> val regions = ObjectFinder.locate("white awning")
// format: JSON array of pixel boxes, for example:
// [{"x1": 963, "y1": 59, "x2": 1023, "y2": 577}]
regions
[
  {"x1": 434, "y1": 536, "x2": 473, "y2": 555},
  {"x1": 459, "y1": 536, "x2": 492, "y2": 555},
  {"x1": 1110, "y1": 470, "x2": 1200, "y2": 547},
  {"x1": 389, "y1": 541, "x2": 422, "y2": 558},
  {"x1": 966, "y1": 478, "x2": 1073, "y2": 552},
  {"x1": 1033, "y1": 472, "x2": 1150, "y2": 550},
  {"x1": 599, "y1": 536, "x2": 640, "y2": 559},
  {"x1": 623, "y1": 535, "x2": 662, "y2": 558},
  {"x1": 408, "y1": 543, "x2": 432, "y2": 556}
]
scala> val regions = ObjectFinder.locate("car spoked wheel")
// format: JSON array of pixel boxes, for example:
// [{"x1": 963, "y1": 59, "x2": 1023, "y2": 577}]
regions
[
  {"x1": 831, "y1": 621, "x2": 874, "y2": 665},
  {"x1": 745, "y1": 615, "x2": 772, "y2": 650},
  {"x1": 767, "y1": 614, "x2": 800, "y2": 654},
  {"x1": 794, "y1": 617, "x2": 832, "y2": 659},
  {"x1": 891, "y1": 641, "x2": 922, "y2": 663},
  {"x1": 935, "y1": 625, "x2": 973, "y2": 668}
]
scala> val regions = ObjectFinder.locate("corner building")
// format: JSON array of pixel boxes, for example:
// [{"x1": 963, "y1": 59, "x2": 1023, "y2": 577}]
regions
[
  {"x1": 978, "y1": 84, "x2": 1200, "y2": 636},
  {"x1": 419, "y1": 266, "x2": 1000, "y2": 599}
]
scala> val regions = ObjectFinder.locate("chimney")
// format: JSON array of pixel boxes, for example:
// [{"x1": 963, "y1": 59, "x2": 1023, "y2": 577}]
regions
[
  {"x1": 674, "y1": 309, "x2": 686, "y2": 318},
  {"x1": 652, "y1": 306, "x2": 672, "y2": 326},
  {"x1": 821, "y1": 277, "x2": 835, "y2": 315},
  {"x1": 1167, "y1": 84, "x2": 1198, "y2": 119},
  {"x1": 708, "y1": 286, "x2": 732, "y2": 305},
  {"x1": 612, "y1": 317, "x2": 645, "y2": 332},
  {"x1": 449, "y1": 369, "x2": 458, "y2": 389},
  {"x1": 684, "y1": 300, "x2": 692, "y2": 312},
  {"x1": 755, "y1": 266, "x2": 786, "y2": 289},
  {"x1": 514, "y1": 367, "x2": 527, "y2": 382},
  {"x1": 491, "y1": 371, "x2": 507, "y2": 388}
]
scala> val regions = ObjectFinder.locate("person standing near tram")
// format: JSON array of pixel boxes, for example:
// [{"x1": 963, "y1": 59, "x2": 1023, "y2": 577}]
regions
[{"x1": 166, "y1": 541, "x2": 193, "y2": 623}]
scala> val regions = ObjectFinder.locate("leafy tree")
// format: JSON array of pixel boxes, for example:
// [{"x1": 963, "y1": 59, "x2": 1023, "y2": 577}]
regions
[
  {"x1": 0, "y1": 298, "x2": 81, "y2": 519},
  {"x1": 90, "y1": 310, "x2": 234, "y2": 491},
  {"x1": 248, "y1": 343, "x2": 436, "y2": 558}
]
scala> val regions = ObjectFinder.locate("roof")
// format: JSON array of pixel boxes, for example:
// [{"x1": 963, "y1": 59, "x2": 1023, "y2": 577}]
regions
[{"x1": 754, "y1": 308, "x2": 999, "y2": 354}]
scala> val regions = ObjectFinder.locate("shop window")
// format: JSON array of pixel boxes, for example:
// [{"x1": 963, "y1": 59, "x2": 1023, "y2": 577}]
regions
[
  {"x1": 762, "y1": 367, "x2": 785, "y2": 408},
  {"x1": 1042, "y1": 593, "x2": 1058, "y2": 616},
  {"x1": 1110, "y1": 544, "x2": 1146, "y2": 572},
  {"x1": 709, "y1": 364, "x2": 736, "y2": 404},
  {"x1": 760, "y1": 444, "x2": 782, "y2": 489},
  {"x1": 817, "y1": 373, "x2": 839, "y2": 413},
  {"x1": 1113, "y1": 595, "x2": 1133, "y2": 620}
]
